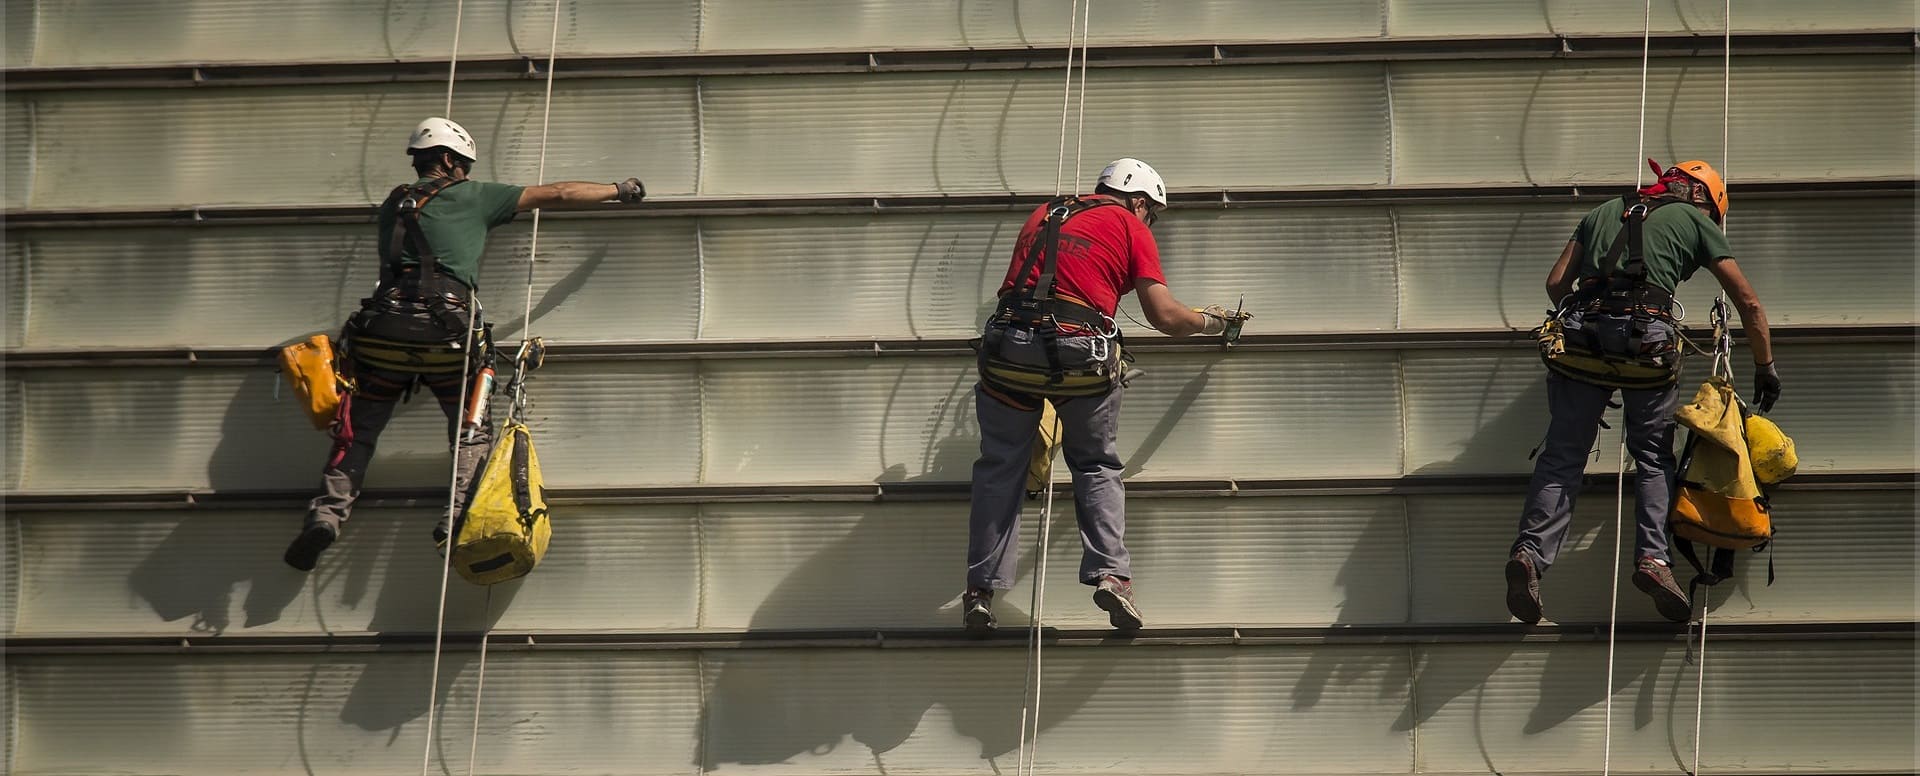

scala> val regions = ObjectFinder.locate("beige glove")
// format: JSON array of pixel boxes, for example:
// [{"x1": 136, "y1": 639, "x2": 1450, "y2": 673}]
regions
[{"x1": 1195, "y1": 305, "x2": 1231, "y2": 336}]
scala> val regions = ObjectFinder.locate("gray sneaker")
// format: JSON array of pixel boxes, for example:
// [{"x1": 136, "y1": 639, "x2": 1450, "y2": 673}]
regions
[
  {"x1": 1632, "y1": 557, "x2": 1692, "y2": 623},
  {"x1": 1092, "y1": 576, "x2": 1144, "y2": 631},
  {"x1": 1505, "y1": 551, "x2": 1543, "y2": 624}
]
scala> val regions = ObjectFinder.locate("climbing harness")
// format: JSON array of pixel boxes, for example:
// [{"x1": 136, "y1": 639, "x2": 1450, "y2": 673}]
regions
[
  {"x1": 976, "y1": 194, "x2": 1133, "y2": 400},
  {"x1": 1533, "y1": 192, "x2": 1691, "y2": 390},
  {"x1": 1018, "y1": 5, "x2": 1093, "y2": 775}
]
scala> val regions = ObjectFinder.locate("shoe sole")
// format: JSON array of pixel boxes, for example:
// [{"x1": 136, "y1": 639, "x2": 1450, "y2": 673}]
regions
[
  {"x1": 1633, "y1": 571, "x2": 1693, "y2": 623},
  {"x1": 284, "y1": 526, "x2": 337, "y2": 572},
  {"x1": 1093, "y1": 588, "x2": 1144, "y2": 631},
  {"x1": 963, "y1": 607, "x2": 995, "y2": 634},
  {"x1": 1504, "y1": 559, "x2": 1543, "y2": 624}
]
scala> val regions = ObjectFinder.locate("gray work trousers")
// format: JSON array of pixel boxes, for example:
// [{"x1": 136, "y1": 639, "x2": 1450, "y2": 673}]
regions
[
  {"x1": 306, "y1": 362, "x2": 494, "y2": 536},
  {"x1": 1513, "y1": 312, "x2": 1681, "y2": 573},
  {"x1": 967, "y1": 384, "x2": 1130, "y2": 590}
]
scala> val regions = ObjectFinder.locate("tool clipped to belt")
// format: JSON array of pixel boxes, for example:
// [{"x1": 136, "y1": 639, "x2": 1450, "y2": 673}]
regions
[
  {"x1": 976, "y1": 195, "x2": 1134, "y2": 399},
  {"x1": 1533, "y1": 193, "x2": 1693, "y2": 389}
]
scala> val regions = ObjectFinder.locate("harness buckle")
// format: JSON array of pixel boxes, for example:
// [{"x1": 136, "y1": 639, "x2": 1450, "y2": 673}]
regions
[{"x1": 1624, "y1": 202, "x2": 1650, "y2": 220}]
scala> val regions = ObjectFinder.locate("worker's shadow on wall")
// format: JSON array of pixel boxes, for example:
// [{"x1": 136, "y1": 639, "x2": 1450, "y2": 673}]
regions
[
  {"x1": 129, "y1": 370, "x2": 324, "y2": 633},
  {"x1": 1288, "y1": 375, "x2": 1672, "y2": 766},
  {"x1": 702, "y1": 385, "x2": 1122, "y2": 770},
  {"x1": 336, "y1": 548, "x2": 522, "y2": 736}
]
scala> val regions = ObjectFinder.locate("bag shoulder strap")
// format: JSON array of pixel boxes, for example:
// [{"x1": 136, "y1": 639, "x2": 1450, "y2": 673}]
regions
[{"x1": 1011, "y1": 195, "x2": 1125, "y2": 304}]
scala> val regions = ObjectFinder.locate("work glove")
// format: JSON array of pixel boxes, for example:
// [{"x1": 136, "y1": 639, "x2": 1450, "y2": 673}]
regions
[
  {"x1": 1195, "y1": 305, "x2": 1231, "y2": 336},
  {"x1": 615, "y1": 177, "x2": 647, "y2": 204},
  {"x1": 1752, "y1": 361, "x2": 1781, "y2": 413}
]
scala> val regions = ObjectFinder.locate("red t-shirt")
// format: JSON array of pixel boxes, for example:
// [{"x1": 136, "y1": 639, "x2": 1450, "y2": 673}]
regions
[{"x1": 997, "y1": 196, "x2": 1166, "y2": 316}]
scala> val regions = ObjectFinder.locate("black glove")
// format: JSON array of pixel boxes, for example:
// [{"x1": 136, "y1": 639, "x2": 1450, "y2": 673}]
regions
[
  {"x1": 1753, "y1": 361, "x2": 1781, "y2": 413},
  {"x1": 615, "y1": 177, "x2": 646, "y2": 204}
]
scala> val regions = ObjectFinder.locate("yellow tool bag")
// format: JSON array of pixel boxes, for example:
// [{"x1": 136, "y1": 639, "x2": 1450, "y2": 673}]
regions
[
  {"x1": 1670, "y1": 376, "x2": 1771, "y2": 549},
  {"x1": 1024, "y1": 400, "x2": 1064, "y2": 499},
  {"x1": 278, "y1": 333, "x2": 351, "y2": 430},
  {"x1": 453, "y1": 420, "x2": 552, "y2": 586},
  {"x1": 1745, "y1": 414, "x2": 1799, "y2": 486}
]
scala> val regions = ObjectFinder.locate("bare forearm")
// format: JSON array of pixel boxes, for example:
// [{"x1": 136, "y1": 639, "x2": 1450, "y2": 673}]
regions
[
  {"x1": 521, "y1": 181, "x2": 618, "y2": 210},
  {"x1": 1153, "y1": 308, "x2": 1209, "y2": 337},
  {"x1": 1738, "y1": 303, "x2": 1773, "y2": 365}
]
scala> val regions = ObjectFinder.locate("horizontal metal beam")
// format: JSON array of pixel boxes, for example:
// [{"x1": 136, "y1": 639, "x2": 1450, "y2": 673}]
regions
[
  {"x1": 5, "y1": 31, "x2": 1911, "y2": 92},
  {"x1": 5, "y1": 325, "x2": 1912, "y2": 370},
  {"x1": 4, "y1": 180, "x2": 1911, "y2": 231},
  {"x1": 6, "y1": 621, "x2": 1911, "y2": 656},
  {"x1": 7, "y1": 471, "x2": 1912, "y2": 513}
]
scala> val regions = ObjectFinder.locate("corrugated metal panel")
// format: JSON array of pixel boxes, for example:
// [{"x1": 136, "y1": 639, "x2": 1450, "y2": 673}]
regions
[
  {"x1": 6, "y1": 194, "x2": 1912, "y2": 350},
  {"x1": 1414, "y1": 641, "x2": 1916, "y2": 773},
  {"x1": 1397, "y1": 196, "x2": 1920, "y2": 330},
  {"x1": 9, "y1": 652, "x2": 703, "y2": 775},
  {"x1": 8, "y1": 505, "x2": 701, "y2": 636},
  {"x1": 1390, "y1": 0, "x2": 1915, "y2": 37},
  {"x1": 698, "y1": 65, "x2": 1392, "y2": 196},
  {"x1": 700, "y1": 646, "x2": 1415, "y2": 774},
  {"x1": 3, "y1": 0, "x2": 32, "y2": 67},
  {"x1": 1403, "y1": 344, "x2": 1917, "y2": 476},
  {"x1": 699, "y1": 352, "x2": 1403, "y2": 484},
  {"x1": 702, "y1": 0, "x2": 1382, "y2": 51},
  {"x1": 1408, "y1": 491, "x2": 1920, "y2": 624},
  {"x1": 13, "y1": 361, "x2": 701, "y2": 491},
  {"x1": 2, "y1": 376, "x2": 20, "y2": 490},
  {"x1": 2, "y1": 235, "x2": 23, "y2": 349},
  {"x1": 1392, "y1": 55, "x2": 1916, "y2": 185},
  {"x1": 16, "y1": 79, "x2": 699, "y2": 211},
  {"x1": 8, "y1": 219, "x2": 701, "y2": 349},
  {"x1": 18, "y1": 0, "x2": 701, "y2": 67},
  {"x1": 4, "y1": 95, "x2": 30, "y2": 210},
  {"x1": 10, "y1": 643, "x2": 1911, "y2": 773},
  {"x1": 13, "y1": 345, "x2": 1906, "y2": 491},
  {"x1": 702, "y1": 496, "x2": 1409, "y2": 631}
]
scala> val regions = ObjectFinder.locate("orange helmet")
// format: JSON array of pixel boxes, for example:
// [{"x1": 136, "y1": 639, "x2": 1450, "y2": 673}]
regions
[{"x1": 1671, "y1": 160, "x2": 1728, "y2": 223}]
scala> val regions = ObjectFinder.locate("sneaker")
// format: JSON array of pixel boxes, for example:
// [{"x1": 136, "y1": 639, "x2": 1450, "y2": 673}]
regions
[
  {"x1": 1504, "y1": 551, "x2": 1543, "y2": 624},
  {"x1": 1092, "y1": 576, "x2": 1144, "y2": 631},
  {"x1": 1632, "y1": 556, "x2": 1692, "y2": 623},
  {"x1": 963, "y1": 588, "x2": 996, "y2": 633},
  {"x1": 283, "y1": 523, "x2": 339, "y2": 572}
]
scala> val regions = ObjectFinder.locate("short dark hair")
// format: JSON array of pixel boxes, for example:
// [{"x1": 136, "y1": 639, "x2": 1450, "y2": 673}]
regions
[{"x1": 410, "y1": 148, "x2": 471, "y2": 177}]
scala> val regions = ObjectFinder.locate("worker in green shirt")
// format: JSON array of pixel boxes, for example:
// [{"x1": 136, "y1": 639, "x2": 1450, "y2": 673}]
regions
[
  {"x1": 1506, "y1": 160, "x2": 1780, "y2": 624},
  {"x1": 284, "y1": 117, "x2": 646, "y2": 571}
]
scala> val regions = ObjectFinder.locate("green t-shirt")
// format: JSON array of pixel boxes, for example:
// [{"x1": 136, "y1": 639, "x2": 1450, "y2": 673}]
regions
[
  {"x1": 379, "y1": 177, "x2": 525, "y2": 290},
  {"x1": 1571, "y1": 196, "x2": 1734, "y2": 294}
]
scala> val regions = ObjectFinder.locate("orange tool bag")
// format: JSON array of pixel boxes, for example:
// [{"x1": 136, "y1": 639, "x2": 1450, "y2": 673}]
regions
[{"x1": 278, "y1": 334, "x2": 353, "y2": 430}]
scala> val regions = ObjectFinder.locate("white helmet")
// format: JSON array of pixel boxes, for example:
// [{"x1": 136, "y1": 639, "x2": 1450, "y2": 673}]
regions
[
  {"x1": 407, "y1": 117, "x2": 478, "y2": 163},
  {"x1": 1096, "y1": 157, "x2": 1167, "y2": 208}
]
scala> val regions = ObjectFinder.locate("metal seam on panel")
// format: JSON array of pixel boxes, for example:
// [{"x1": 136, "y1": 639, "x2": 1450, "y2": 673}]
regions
[
  {"x1": 6, "y1": 326, "x2": 1912, "y2": 369},
  {"x1": 6, "y1": 181, "x2": 1912, "y2": 229},
  {"x1": 1382, "y1": 61, "x2": 1396, "y2": 187},
  {"x1": 6, "y1": 471, "x2": 1910, "y2": 511},
  {"x1": 6, "y1": 622, "x2": 1911, "y2": 655},
  {"x1": 3, "y1": 32, "x2": 1912, "y2": 90}
]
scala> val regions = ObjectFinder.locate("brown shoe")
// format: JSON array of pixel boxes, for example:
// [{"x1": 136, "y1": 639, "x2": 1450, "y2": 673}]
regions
[
  {"x1": 1633, "y1": 557, "x2": 1692, "y2": 623},
  {"x1": 1093, "y1": 575, "x2": 1144, "y2": 631},
  {"x1": 1504, "y1": 552, "x2": 1543, "y2": 624}
]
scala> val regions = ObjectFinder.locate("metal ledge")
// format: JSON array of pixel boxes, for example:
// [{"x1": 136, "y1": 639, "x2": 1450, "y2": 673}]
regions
[
  {"x1": 4, "y1": 325, "x2": 1913, "y2": 370},
  {"x1": 4, "y1": 180, "x2": 1912, "y2": 230},
  {"x1": 5, "y1": 31, "x2": 1912, "y2": 91},
  {"x1": 6, "y1": 471, "x2": 1912, "y2": 513},
  {"x1": 6, "y1": 621, "x2": 1912, "y2": 656}
]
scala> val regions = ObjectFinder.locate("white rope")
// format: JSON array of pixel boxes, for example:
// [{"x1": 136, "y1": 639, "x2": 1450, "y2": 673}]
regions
[
  {"x1": 1052, "y1": 1, "x2": 1082, "y2": 196},
  {"x1": 1602, "y1": 6, "x2": 1655, "y2": 774},
  {"x1": 1070, "y1": 0, "x2": 1093, "y2": 191},
  {"x1": 1692, "y1": 7, "x2": 1732, "y2": 776},
  {"x1": 1017, "y1": 412, "x2": 1064, "y2": 776},
  {"x1": 444, "y1": 0, "x2": 466, "y2": 116},
  {"x1": 422, "y1": 308, "x2": 478, "y2": 776},
  {"x1": 523, "y1": 0, "x2": 563, "y2": 341},
  {"x1": 465, "y1": 586, "x2": 495, "y2": 776}
]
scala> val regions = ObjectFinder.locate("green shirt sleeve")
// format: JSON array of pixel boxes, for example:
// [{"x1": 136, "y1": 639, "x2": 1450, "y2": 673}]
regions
[
  {"x1": 1692, "y1": 207, "x2": 1734, "y2": 263},
  {"x1": 468, "y1": 181, "x2": 525, "y2": 228}
]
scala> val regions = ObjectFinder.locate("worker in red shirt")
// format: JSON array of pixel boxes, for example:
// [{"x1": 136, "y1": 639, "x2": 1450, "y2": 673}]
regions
[{"x1": 964, "y1": 158, "x2": 1242, "y2": 632}]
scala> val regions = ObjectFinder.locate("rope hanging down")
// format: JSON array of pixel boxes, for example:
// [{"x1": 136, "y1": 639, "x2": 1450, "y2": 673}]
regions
[
  {"x1": 419, "y1": 2, "x2": 563, "y2": 774},
  {"x1": 1600, "y1": 3, "x2": 1655, "y2": 774},
  {"x1": 1019, "y1": 5, "x2": 1094, "y2": 775},
  {"x1": 1691, "y1": 4, "x2": 1735, "y2": 775}
]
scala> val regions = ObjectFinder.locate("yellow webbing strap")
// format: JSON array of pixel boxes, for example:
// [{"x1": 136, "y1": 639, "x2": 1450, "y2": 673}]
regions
[{"x1": 348, "y1": 333, "x2": 468, "y2": 374}]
